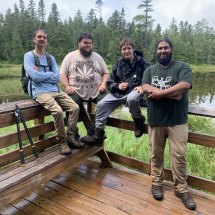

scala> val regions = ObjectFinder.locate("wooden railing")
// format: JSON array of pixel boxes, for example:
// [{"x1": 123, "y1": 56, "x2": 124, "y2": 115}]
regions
[
  {"x1": 0, "y1": 99, "x2": 215, "y2": 194},
  {"x1": 87, "y1": 101, "x2": 215, "y2": 194}
]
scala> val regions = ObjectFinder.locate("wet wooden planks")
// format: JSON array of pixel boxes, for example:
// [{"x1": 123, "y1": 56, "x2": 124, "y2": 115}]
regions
[{"x1": 1, "y1": 158, "x2": 215, "y2": 215}]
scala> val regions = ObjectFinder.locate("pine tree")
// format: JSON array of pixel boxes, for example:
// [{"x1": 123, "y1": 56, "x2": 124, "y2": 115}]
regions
[
  {"x1": 86, "y1": 9, "x2": 98, "y2": 33},
  {"x1": 38, "y1": 0, "x2": 46, "y2": 22},
  {"x1": 95, "y1": 0, "x2": 104, "y2": 57},
  {"x1": 19, "y1": 0, "x2": 25, "y2": 14},
  {"x1": 50, "y1": 3, "x2": 60, "y2": 28},
  {"x1": 11, "y1": 26, "x2": 24, "y2": 64},
  {"x1": 133, "y1": 0, "x2": 154, "y2": 49},
  {"x1": 107, "y1": 37, "x2": 121, "y2": 64}
]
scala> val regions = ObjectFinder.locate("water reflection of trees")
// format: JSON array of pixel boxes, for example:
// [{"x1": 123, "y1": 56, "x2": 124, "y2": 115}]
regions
[{"x1": 189, "y1": 72, "x2": 215, "y2": 105}]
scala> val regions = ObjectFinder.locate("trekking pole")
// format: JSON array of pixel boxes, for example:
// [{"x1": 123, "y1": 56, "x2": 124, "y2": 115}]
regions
[
  {"x1": 15, "y1": 107, "x2": 25, "y2": 167},
  {"x1": 15, "y1": 104, "x2": 40, "y2": 162}
]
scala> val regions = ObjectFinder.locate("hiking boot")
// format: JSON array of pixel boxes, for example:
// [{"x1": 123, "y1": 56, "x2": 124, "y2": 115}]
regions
[
  {"x1": 58, "y1": 137, "x2": 71, "y2": 155},
  {"x1": 133, "y1": 115, "x2": 145, "y2": 137},
  {"x1": 175, "y1": 191, "x2": 196, "y2": 210},
  {"x1": 151, "y1": 185, "x2": 163, "y2": 200},
  {"x1": 67, "y1": 136, "x2": 85, "y2": 149},
  {"x1": 81, "y1": 128, "x2": 105, "y2": 146},
  {"x1": 88, "y1": 126, "x2": 107, "y2": 139}
]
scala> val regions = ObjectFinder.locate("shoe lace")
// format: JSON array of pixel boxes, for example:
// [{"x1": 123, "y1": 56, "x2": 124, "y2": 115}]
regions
[
  {"x1": 59, "y1": 138, "x2": 68, "y2": 148},
  {"x1": 181, "y1": 192, "x2": 194, "y2": 203},
  {"x1": 152, "y1": 185, "x2": 162, "y2": 192}
]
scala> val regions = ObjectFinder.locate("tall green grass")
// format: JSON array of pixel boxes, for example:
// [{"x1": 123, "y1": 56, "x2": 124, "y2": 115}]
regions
[
  {"x1": 77, "y1": 107, "x2": 215, "y2": 182},
  {"x1": 0, "y1": 65, "x2": 215, "y2": 183}
]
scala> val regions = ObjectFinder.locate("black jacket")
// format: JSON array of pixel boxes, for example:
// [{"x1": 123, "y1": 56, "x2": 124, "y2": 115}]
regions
[{"x1": 107, "y1": 50, "x2": 150, "y2": 98}]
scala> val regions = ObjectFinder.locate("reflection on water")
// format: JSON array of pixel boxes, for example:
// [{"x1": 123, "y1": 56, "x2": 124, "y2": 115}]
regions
[
  {"x1": 189, "y1": 72, "x2": 215, "y2": 108},
  {"x1": 0, "y1": 94, "x2": 30, "y2": 104},
  {"x1": 1, "y1": 71, "x2": 215, "y2": 109}
]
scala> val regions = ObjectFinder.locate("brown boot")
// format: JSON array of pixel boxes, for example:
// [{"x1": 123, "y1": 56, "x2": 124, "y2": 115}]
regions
[
  {"x1": 133, "y1": 115, "x2": 145, "y2": 138},
  {"x1": 81, "y1": 128, "x2": 105, "y2": 146},
  {"x1": 58, "y1": 137, "x2": 71, "y2": 155},
  {"x1": 151, "y1": 185, "x2": 163, "y2": 200},
  {"x1": 67, "y1": 136, "x2": 85, "y2": 149},
  {"x1": 175, "y1": 191, "x2": 196, "y2": 210}
]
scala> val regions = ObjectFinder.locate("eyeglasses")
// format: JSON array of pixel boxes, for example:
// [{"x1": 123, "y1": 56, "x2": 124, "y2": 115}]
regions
[{"x1": 37, "y1": 35, "x2": 47, "y2": 39}]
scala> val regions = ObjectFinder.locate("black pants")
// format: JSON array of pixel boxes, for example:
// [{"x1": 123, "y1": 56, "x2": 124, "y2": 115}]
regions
[{"x1": 66, "y1": 91, "x2": 108, "y2": 127}]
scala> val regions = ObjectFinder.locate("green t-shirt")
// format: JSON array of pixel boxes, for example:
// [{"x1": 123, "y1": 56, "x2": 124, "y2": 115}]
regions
[{"x1": 142, "y1": 60, "x2": 192, "y2": 126}]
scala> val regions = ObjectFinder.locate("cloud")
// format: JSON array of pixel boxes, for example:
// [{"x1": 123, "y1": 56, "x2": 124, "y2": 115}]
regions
[{"x1": 0, "y1": 0, "x2": 214, "y2": 30}]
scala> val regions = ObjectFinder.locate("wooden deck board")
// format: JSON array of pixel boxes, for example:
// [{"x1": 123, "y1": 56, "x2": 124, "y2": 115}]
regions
[{"x1": 2, "y1": 158, "x2": 215, "y2": 215}]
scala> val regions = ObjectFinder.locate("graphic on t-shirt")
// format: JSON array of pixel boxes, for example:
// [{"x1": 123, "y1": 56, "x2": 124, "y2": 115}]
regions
[
  {"x1": 74, "y1": 60, "x2": 96, "y2": 85},
  {"x1": 151, "y1": 76, "x2": 172, "y2": 89}
]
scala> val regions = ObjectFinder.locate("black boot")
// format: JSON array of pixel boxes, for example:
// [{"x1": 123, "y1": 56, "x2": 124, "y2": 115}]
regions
[
  {"x1": 81, "y1": 128, "x2": 105, "y2": 146},
  {"x1": 133, "y1": 115, "x2": 145, "y2": 138}
]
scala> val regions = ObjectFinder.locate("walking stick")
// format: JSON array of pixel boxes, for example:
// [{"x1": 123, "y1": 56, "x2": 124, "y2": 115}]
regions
[{"x1": 15, "y1": 104, "x2": 40, "y2": 166}]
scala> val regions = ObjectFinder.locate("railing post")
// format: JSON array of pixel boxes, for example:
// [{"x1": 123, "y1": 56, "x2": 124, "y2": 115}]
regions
[
  {"x1": 87, "y1": 101, "x2": 95, "y2": 114},
  {"x1": 34, "y1": 117, "x2": 45, "y2": 141}
]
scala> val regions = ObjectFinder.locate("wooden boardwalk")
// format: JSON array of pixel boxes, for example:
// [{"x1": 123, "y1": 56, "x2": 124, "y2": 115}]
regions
[{"x1": 1, "y1": 158, "x2": 215, "y2": 215}]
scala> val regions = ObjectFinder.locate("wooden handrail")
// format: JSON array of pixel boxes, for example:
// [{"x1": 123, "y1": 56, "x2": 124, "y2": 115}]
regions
[{"x1": 0, "y1": 99, "x2": 215, "y2": 194}]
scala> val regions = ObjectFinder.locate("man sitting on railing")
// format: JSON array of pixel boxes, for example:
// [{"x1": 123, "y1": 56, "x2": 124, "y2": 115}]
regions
[
  {"x1": 60, "y1": 32, "x2": 109, "y2": 136},
  {"x1": 24, "y1": 28, "x2": 85, "y2": 156},
  {"x1": 81, "y1": 38, "x2": 149, "y2": 145},
  {"x1": 142, "y1": 38, "x2": 196, "y2": 210}
]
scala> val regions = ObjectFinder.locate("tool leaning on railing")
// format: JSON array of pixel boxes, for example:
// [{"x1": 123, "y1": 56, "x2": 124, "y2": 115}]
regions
[{"x1": 15, "y1": 104, "x2": 40, "y2": 166}]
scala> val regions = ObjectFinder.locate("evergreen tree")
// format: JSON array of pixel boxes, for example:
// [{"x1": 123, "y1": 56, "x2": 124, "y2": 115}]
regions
[
  {"x1": 38, "y1": 0, "x2": 46, "y2": 22},
  {"x1": 133, "y1": 0, "x2": 154, "y2": 49},
  {"x1": 95, "y1": 0, "x2": 104, "y2": 57},
  {"x1": 11, "y1": 26, "x2": 24, "y2": 64},
  {"x1": 86, "y1": 9, "x2": 98, "y2": 33},
  {"x1": 50, "y1": 2, "x2": 60, "y2": 28},
  {"x1": 19, "y1": 0, "x2": 25, "y2": 14},
  {"x1": 107, "y1": 37, "x2": 121, "y2": 64},
  {"x1": 120, "y1": 8, "x2": 127, "y2": 38}
]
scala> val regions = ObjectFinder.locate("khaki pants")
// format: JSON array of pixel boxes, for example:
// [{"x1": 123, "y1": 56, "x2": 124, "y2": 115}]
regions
[
  {"x1": 148, "y1": 123, "x2": 188, "y2": 193},
  {"x1": 35, "y1": 91, "x2": 79, "y2": 139}
]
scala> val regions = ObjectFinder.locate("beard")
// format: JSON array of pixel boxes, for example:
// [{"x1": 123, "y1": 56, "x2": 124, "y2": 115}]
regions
[
  {"x1": 79, "y1": 46, "x2": 92, "y2": 57},
  {"x1": 157, "y1": 51, "x2": 172, "y2": 65}
]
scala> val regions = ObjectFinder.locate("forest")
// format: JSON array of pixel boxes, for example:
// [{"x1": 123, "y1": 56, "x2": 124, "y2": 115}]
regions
[{"x1": 0, "y1": 0, "x2": 215, "y2": 65}]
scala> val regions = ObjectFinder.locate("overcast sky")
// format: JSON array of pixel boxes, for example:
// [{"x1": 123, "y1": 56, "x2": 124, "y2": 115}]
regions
[{"x1": 1, "y1": 0, "x2": 215, "y2": 31}]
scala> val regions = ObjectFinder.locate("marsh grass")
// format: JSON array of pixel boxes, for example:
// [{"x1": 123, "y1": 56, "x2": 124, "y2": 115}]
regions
[
  {"x1": 190, "y1": 64, "x2": 215, "y2": 72},
  {"x1": 0, "y1": 66, "x2": 65, "y2": 96},
  {"x1": 77, "y1": 107, "x2": 215, "y2": 181},
  {"x1": 0, "y1": 65, "x2": 215, "y2": 183}
]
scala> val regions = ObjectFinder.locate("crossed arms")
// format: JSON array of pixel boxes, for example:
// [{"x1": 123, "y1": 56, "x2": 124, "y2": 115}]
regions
[
  {"x1": 24, "y1": 53, "x2": 60, "y2": 84},
  {"x1": 142, "y1": 82, "x2": 191, "y2": 100}
]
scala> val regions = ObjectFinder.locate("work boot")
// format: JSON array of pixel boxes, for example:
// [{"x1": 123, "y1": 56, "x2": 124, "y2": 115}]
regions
[
  {"x1": 133, "y1": 115, "x2": 145, "y2": 137},
  {"x1": 81, "y1": 128, "x2": 105, "y2": 146},
  {"x1": 67, "y1": 136, "x2": 85, "y2": 149},
  {"x1": 151, "y1": 185, "x2": 163, "y2": 200},
  {"x1": 58, "y1": 137, "x2": 71, "y2": 155},
  {"x1": 175, "y1": 191, "x2": 196, "y2": 210},
  {"x1": 88, "y1": 126, "x2": 107, "y2": 139}
]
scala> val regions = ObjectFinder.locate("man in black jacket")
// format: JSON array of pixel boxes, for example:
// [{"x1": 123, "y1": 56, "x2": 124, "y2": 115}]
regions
[{"x1": 82, "y1": 38, "x2": 150, "y2": 146}]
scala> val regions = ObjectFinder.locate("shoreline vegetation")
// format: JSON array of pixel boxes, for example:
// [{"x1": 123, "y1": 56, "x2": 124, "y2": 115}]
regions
[{"x1": 0, "y1": 64, "x2": 215, "y2": 187}]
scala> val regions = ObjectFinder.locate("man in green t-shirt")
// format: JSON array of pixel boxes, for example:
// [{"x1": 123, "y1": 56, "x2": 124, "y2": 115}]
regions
[{"x1": 142, "y1": 38, "x2": 196, "y2": 210}]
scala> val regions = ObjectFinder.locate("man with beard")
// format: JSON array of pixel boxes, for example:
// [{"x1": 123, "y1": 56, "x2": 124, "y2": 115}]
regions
[
  {"x1": 142, "y1": 38, "x2": 196, "y2": 210},
  {"x1": 81, "y1": 38, "x2": 149, "y2": 146},
  {"x1": 24, "y1": 28, "x2": 85, "y2": 156},
  {"x1": 60, "y1": 32, "x2": 109, "y2": 134}
]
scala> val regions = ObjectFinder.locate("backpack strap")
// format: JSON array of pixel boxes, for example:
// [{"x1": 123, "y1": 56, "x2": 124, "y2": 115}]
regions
[
  {"x1": 30, "y1": 50, "x2": 40, "y2": 66},
  {"x1": 45, "y1": 52, "x2": 60, "y2": 93},
  {"x1": 45, "y1": 52, "x2": 52, "y2": 71}
]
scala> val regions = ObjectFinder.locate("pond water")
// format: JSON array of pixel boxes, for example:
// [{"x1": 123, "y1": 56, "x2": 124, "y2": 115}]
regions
[{"x1": 1, "y1": 71, "x2": 215, "y2": 109}]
